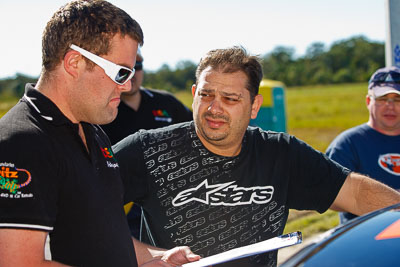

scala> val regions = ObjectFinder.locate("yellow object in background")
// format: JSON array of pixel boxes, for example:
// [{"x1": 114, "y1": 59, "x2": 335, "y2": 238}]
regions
[
  {"x1": 259, "y1": 79, "x2": 285, "y2": 107},
  {"x1": 251, "y1": 79, "x2": 287, "y2": 132}
]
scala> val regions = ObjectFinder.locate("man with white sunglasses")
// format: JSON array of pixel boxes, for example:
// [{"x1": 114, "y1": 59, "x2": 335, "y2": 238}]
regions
[{"x1": 0, "y1": 1, "x2": 199, "y2": 266}]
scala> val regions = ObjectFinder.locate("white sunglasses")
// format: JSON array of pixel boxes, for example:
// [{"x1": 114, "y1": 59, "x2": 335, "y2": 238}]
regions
[{"x1": 70, "y1": 44, "x2": 135, "y2": 85}]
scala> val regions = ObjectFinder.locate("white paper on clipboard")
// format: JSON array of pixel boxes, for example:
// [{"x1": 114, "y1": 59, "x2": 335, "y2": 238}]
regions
[{"x1": 182, "y1": 231, "x2": 302, "y2": 267}]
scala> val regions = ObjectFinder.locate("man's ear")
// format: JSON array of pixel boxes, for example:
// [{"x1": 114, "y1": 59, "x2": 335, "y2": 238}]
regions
[
  {"x1": 191, "y1": 84, "x2": 197, "y2": 97},
  {"x1": 63, "y1": 50, "x2": 82, "y2": 78},
  {"x1": 251, "y1": 94, "x2": 263, "y2": 119},
  {"x1": 366, "y1": 94, "x2": 371, "y2": 106}
]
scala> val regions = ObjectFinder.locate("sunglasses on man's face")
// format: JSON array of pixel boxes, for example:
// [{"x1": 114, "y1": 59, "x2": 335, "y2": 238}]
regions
[{"x1": 70, "y1": 44, "x2": 135, "y2": 85}]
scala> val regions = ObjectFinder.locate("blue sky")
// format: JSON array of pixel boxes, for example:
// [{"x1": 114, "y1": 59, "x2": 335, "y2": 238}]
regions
[{"x1": 0, "y1": 0, "x2": 387, "y2": 79}]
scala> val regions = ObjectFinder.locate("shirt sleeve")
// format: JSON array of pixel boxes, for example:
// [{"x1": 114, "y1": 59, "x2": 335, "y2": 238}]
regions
[
  {"x1": 112, "y1": 131, "x2": 149, "y2": 204},
  {"x1": 0, "y1": 135, "x2": 60, "y2": 231},
  {"x1": 287, "y1": 136, "x2": 351, "y2": 213}
]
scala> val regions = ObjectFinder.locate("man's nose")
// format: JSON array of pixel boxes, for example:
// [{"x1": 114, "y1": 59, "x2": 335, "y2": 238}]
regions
[
  {"x1": 208, "y1": 98, "x2": 223, "y2": 114},
  {"x1": 118, "y1": 79, "x2": 132, "y2": 93},
  {"x1": 386, "y1": 98, "x2": 396, "y2": 105}
]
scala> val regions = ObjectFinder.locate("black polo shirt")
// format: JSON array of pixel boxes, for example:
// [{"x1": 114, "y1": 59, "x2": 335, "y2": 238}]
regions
[
  {"x1": 102, "y1": 87, "x2": 193, "y2": 145},
  {"x1": 0, "y1": 84, "x2": 137, "y2": 267}
]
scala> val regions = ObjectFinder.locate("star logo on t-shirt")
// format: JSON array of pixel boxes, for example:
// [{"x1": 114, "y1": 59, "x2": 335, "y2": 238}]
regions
[
  {"x1": 172, "y1": 179, "x2": 274, "y2": 207},
  {"x1": 172, "y1": 179, "x2": 235, "y2": 206}
]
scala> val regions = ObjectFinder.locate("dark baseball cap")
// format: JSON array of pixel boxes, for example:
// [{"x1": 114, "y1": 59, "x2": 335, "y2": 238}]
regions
[{"x1": 368, "y1": 66, "x2": 400, "y2": 97}]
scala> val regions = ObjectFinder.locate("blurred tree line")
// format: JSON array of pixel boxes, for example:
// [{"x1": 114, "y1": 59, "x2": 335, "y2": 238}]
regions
[
  {"x1": 262, "y1": 35, "x2": 384, "y2": 86},
  {"x1": 0, "y1": 35, "x2": 384, "y2": 98},
  {"x1": 0, "y1": 74, "x2": 38, "y2": 99}
]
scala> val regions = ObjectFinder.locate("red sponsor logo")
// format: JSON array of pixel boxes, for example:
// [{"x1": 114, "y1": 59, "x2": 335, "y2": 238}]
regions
[
  {"x1": 152, "y1": 109, "x2": 170, "y2": 117},
  {"x1": 101, "y1": 147, "x2": 114, "y2": 159},
  {"x1": 378, "y1": 154, "x2": 400, "y2": 176}
]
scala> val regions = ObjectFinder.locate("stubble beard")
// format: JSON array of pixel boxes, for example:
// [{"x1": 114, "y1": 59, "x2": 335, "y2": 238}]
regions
[{"x1": 195, "y1": 112, "x2": 230, "y2": 143}]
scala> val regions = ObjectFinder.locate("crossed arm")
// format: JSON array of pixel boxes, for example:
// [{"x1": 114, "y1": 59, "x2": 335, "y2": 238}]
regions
[{"x1": 330, "y1": 172, "x2": 400, "y2": 215}]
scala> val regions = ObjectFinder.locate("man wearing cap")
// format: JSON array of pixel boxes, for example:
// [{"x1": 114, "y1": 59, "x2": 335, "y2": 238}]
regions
[
  {"x1": 326, "y1": 66, "x2": 400, "y2": 224},
  {"x1": 101, "y1": 48, "x2": 193, "y2": 239}
]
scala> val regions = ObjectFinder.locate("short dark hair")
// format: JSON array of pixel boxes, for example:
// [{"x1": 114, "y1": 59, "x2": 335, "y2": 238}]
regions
[
  {"x1": 195, "y1": 46, "x2": 263, "y2": 102},
  {"x1": 41, "y1": 0, "x2": 143, "y2": 76}
]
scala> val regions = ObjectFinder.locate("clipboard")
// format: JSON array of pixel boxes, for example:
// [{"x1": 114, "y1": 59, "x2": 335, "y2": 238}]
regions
[{"x1": 182, "y1": 231, "x2": 302, "y2": 267}]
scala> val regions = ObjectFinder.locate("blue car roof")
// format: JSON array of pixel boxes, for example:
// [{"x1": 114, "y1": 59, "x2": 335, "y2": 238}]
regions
[{"x1": 280, "y1": 203, "x2": 400, "y2": 267}]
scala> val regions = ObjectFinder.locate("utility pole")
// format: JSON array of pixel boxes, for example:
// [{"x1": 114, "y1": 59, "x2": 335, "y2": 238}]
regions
[{"x1": 385, "y1": 0, "x2": 400, "y2": 67}]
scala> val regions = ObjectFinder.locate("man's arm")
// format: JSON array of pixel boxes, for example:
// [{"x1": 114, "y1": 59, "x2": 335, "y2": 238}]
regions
[
  {"x1": 330, "y1": 172, "x2": 400, "y2": 215},
  {"x1": 0, "y1": 229, "x2": 70, "y2": 267},
  {"x1": 132, "y1": 238, "x2": 200, "y2": 266}
]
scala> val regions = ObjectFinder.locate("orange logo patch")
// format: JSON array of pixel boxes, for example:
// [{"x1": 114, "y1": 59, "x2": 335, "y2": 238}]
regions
[{"x1": 0, "y1": 165, "x2": 32, "y2": 194}]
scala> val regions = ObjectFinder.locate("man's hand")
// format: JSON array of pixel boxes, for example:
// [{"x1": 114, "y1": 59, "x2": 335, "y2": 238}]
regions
[
  {"x1": 139, "y1": 246, "x2": 200, "y2": 267},
  {"x1": 133, "y1": 238, "x2": 200, "y2": 266},
  {"x1": 160, "y1": 246, "x2": 200, "y2": 266}
]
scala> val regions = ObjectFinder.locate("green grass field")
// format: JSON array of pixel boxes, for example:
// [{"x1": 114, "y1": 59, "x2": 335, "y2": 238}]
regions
[
  {"x1": 0, "y1": 95, "x2": 18, "y2": 117},
  {"x1": 286, "y1": 83, "x2": 369, "y2": 152}
]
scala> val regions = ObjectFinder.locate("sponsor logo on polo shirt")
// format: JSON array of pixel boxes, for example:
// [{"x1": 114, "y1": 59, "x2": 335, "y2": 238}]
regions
[
  {"x1": 378, "y1": 153, "x2": 400, "y2": 176},
  {"x1": 101, "y1": 147, "x2": 114, "y2": 159},
  {"x1": 0, "y1": 162, "x2": 33, "y2": 198},
  {"x1": 107, "y1": 161, "x2": 119, "y2": 169},
  {"x1": 172, "y1": 179, "x2": 274, "y2": 207},
  {"x1": 100, "y1": 147, "x2": 119, "y2": 169},
  {"x1": 152, "y1": 109, "x2": 172, "y2": 123}
]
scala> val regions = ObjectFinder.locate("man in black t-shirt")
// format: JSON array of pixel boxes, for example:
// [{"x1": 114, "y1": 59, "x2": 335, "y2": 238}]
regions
[
  {"x1": 0, "y1": 1, "x2": 199, "y2": 266},
  {"x1": 102, "y1": 49, "x2": 192, "y2": 239},
  {"x1": 113, "y1": 46, "x2": 400, "y2": 267}
]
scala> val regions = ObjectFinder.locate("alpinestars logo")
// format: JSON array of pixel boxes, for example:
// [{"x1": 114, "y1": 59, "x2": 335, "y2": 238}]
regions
[
  {"x1": 378, "y1": 153, "x2": 400, "y2": 176},
  {"x1": 172, "y1": 179, "x2": 274, "y2": 207}
]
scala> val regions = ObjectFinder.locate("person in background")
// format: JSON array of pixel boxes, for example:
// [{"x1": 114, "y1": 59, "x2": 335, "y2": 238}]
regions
[
  {"x1": 102, "y1": 48, "x2": 192, "y2": 145},
  {"x1": 102, "y1": 48, "x2": 192, "y2": 239},
  {"x1": 0, "y1": 1, "x2": 199, "y2": 266},
  {"x1": 113, "y1": 46, "x2": 400, "y2": 267},
  {"x1": 326, "y1": 66, "x2": 400, "y2": 224}
]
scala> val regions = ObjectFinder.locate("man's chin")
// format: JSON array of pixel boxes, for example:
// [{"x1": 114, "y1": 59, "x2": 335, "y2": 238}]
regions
[
  {"x1": 97, "y1": 113, "x2": 118, "y2": 125},
  {"x1": 202, "y1": 129, "x2": 228, "y2": 142}
]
